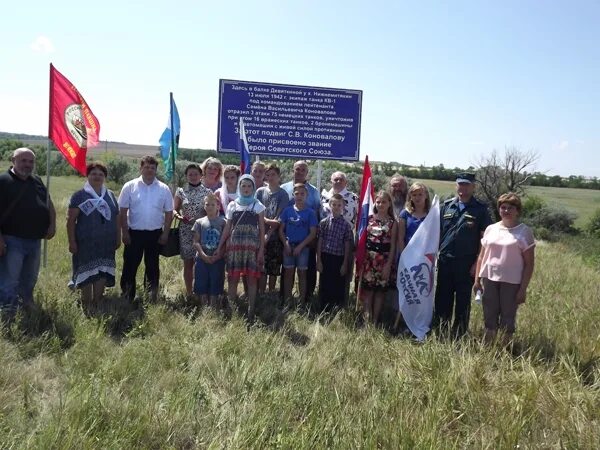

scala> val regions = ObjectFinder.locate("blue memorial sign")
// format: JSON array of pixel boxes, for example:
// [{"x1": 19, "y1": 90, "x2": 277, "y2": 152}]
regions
[{"x1": 217, "y1": 79, "x2": 362, "y2": 161}]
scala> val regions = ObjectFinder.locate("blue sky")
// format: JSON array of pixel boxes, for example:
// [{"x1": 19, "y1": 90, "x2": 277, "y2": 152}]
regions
[{"x1": 1, "y1": 1, "x2": 599, "y2": 176}]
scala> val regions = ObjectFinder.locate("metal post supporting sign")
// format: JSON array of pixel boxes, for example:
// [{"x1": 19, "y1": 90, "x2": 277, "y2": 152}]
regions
[{"x1": 316, "y1": 160, "x2": 323, "y2": 193}]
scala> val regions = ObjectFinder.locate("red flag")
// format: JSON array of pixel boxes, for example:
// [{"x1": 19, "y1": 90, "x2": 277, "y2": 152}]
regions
[
  {"x1": 355, "y1": 156, "x2": 375, "y2": 270},
  {"x1": 49, "y1": 64, "x2": 100, "y2": 176}
]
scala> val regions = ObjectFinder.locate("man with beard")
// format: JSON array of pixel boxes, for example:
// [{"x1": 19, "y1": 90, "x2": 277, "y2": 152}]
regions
[
  {"x1": 385, "y1": 174, "x2": 408, "y2": 322},
  {"x1": 389, "y1": 175, "x2": 408, "y2": 219}
]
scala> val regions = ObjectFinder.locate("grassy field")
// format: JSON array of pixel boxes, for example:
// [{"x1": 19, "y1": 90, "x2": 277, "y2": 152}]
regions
[
  {"x1": 414, "y1": 178, "x2": 600, "y2": 228},
  {"x1": 1, "y1": 176, "x2": 600, "y2": 448}
]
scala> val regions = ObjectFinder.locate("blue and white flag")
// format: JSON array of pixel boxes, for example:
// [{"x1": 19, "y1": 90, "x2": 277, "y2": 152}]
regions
[
  {"x1": 397, "y1": 196, "x2": 440, "y2": 341},
  {"x1": 158, "y1": 94, "x2": 180, "y2": 181},
  {"x1": 239, "y1": 117, "x2": 251, "y2": 174}
]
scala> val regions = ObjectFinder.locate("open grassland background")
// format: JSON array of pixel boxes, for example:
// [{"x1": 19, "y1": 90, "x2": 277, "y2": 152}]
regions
[
  {"x1": 1, "y1": 159, "x2": 599, "y2": 229},
  {"x1": 415, "y1": 178, "x2": 600, "y2": 229},
  {"x1": 16, "y1": 138, "x2": 161, "y2": 159},
  {"x1": 0, "y1": 176, "x2": 599, "y2": 449}
]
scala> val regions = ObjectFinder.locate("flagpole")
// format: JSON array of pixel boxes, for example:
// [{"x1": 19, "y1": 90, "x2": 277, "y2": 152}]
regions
[
  {"x1": 316, "y1": 160, "x2": 322, "y2": 192},
  {"x1": 43, "y1": 63, "x2": 55, "y2": 268},
  {"x1": 355, "y1": 155, "x2": 372, "y2": 313},
  {"x1": 169, "y1": 92, "x2": 176, "y2": 192}
]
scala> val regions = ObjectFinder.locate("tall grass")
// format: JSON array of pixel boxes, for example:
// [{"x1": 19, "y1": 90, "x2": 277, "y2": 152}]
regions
[{"x1": 1, "y1": 178, "x2": 599, "y2": 449}]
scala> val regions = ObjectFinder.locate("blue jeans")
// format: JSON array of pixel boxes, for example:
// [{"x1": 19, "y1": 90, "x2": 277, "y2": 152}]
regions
[
  {"x1": 194, "y1": 257, "x2": 225, "y2": 296},
  {"x1": 0, "y1": 235, "x2": 41, "y2": 311},
  {"x1": 283, "y1": 245, "x2": 310, "y2": 270}
]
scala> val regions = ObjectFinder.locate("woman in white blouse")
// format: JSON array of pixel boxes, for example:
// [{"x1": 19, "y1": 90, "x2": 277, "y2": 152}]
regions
[{"x1": 474, "y1": 193, "x2": 535, "y2": 344}]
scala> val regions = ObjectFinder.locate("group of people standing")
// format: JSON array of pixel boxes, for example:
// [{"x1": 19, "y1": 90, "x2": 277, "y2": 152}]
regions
[{"x1": 0, "y1": 148, "x2": 535, "y2": 342}]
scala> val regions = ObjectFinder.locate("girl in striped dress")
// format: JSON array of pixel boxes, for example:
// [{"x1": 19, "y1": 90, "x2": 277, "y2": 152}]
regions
[{"x1": 217, "y1": 174, "x2": 265, "y2": 323}]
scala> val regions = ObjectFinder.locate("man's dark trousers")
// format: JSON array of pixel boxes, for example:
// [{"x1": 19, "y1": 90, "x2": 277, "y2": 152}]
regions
[
  {"x1": 434, "y1": 256, "x2": 475, "y2": 337},
  {"x1": 121, "y1": 229, "x2": 162, "y2": 301},
  {"x1": 319, "y1": 252, "x2": 345, "y2": 312}
]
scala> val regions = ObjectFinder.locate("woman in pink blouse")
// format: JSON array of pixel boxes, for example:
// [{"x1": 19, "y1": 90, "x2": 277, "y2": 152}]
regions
[{"x1": 473, "y1": 193, "x2": 535, "y2": 344}]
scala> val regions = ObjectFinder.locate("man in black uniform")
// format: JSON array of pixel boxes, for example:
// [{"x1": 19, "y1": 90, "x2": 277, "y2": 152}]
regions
[{"x1": 433, "y1": 173, "x2": 491, "y2": 338}]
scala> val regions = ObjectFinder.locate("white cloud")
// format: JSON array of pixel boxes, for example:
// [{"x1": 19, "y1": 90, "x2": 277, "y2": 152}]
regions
[
  {"x1": 30, "y1": 36, "x2": 55, "y2": 53},
  {"x1": 556, "y1": 140, "x2": 569, "y2": 151},
  {"x1": 469, "y1": 141, "x2": 485, "y2": 146}
]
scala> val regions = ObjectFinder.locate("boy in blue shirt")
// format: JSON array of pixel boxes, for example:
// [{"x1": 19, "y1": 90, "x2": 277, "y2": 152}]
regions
[{"x1": 279, "y1": 183, "x2": 318, "y2": 308}]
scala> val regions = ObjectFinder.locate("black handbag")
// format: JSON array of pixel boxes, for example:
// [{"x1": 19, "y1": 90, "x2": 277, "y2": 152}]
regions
[{"x1": 159, "y1": 219, "x2": 180, "y2": 257}]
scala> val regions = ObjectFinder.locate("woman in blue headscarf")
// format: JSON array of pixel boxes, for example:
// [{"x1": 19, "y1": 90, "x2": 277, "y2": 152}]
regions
[{"x1": 216, "y1": 174, "x2": 266, "y2": 323}]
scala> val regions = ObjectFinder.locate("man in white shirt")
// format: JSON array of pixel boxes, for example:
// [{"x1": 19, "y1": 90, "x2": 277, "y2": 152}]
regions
[
  {"x1": 118, "y1": 156, "x2": 174, "y2": 301},
  {"x1": 320, "y1": 171, "x2": 358, "y2": 306}
]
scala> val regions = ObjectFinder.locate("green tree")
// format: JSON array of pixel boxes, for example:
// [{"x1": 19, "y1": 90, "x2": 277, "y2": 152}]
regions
[
  {"x1": 585, "y1": 208, "x2": 600, "y2": 238},
  {"x1": 0, "y1": 139, "x2": 25, "y2": 160}
]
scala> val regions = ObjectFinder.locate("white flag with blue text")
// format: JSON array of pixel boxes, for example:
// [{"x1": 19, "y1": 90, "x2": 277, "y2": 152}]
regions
[{"x1": 397, "y1": 196, "x2": 440, "y2": 341}]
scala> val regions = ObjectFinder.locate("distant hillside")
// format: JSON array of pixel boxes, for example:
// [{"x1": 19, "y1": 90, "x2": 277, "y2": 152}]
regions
[
  {"x1": 0, "y1": 132, "x2": 163, "y2": 158},
  {"x1": 3, "y1": 132, "x2": 597, "y2": 190}
]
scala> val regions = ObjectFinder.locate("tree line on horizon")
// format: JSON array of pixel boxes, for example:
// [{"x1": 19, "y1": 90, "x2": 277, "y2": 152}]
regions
[{"x1": 1, "y1": 135, "x2": 599, "y2": 191}]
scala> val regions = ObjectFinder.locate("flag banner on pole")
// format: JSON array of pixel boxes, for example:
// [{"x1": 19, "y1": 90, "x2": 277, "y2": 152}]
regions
[
  {"x1": 238, "y1": 117, "x2": 251, "y2": 174},
  {"x1": 397, "y1": 195, "x2": 440, "y2": 341},
  {"x1": 49, "y1": 64, "x2": 100, "y2": 176},
  {"x1": 159, "y1": 95, "x2": 180, "y2": 181},
  {"x1": 355, "y1": 156, "x2": 375, "y2": 279}
]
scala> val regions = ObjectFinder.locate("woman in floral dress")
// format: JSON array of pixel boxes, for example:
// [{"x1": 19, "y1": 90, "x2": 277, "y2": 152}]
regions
[
  {"x1": 173, "y1": 163, "x2": 212, "y2": 296},
  {"x1": 360, "y1": 190, "x2": 397, "y2": 324}
]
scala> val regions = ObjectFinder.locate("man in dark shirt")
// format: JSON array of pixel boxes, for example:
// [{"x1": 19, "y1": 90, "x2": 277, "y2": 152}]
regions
[
  {"x1": 433, "y1": 173, "x2": 491, "y2": 338},
  {"x1": 0, "y1": 148, "x2": 56, "y2": 313}
]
